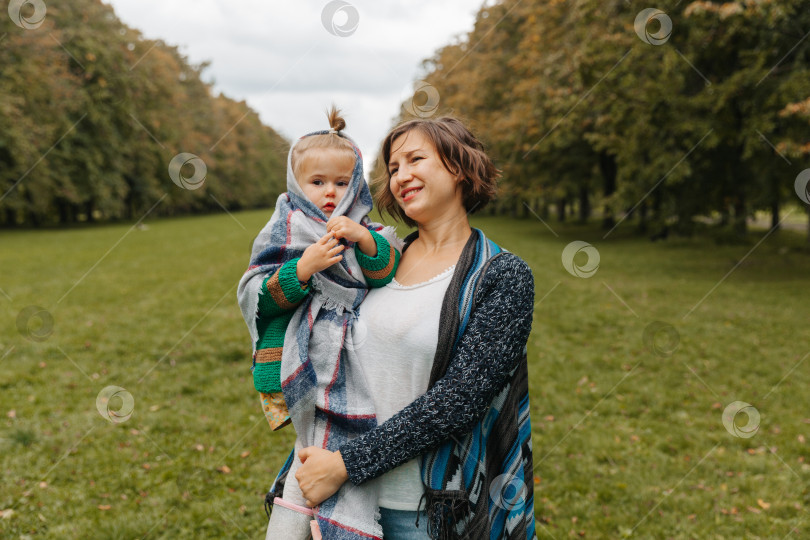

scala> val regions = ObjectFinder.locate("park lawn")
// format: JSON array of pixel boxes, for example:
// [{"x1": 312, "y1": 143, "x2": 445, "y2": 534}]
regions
[{"x1": 1, "y1": 209, "x2": 809, "y2": 539}]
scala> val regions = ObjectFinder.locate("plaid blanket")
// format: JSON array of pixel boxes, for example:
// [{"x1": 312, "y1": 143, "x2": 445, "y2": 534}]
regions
[{"x1": 238, "y1": 131, "x2": 399, "y2": 539}]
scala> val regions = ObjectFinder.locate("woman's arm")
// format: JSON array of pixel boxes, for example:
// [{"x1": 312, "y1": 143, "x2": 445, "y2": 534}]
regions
[{"x1": 296, "y1": 253, "x2": 534, "y2": 500}]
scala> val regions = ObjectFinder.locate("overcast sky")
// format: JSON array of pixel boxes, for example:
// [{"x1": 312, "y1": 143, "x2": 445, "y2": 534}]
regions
[{"x1": 104, "y1": 0, "x2": 484, "y2": 169}]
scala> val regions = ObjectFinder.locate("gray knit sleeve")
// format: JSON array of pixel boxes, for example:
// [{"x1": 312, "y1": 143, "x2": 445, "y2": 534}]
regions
[{"x1": 339, "y1": 253, "x2": 535, "y2": 485}]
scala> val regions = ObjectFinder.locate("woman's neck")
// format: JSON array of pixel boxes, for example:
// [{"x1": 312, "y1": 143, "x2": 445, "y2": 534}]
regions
[{"x1": 414, "y1": 211, "x2": 472, "y2": 255}]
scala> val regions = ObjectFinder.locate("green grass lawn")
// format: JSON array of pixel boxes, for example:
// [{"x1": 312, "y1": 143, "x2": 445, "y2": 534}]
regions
[{"x1": 1, "y1": 209, "x2": 809, "y2": 539}]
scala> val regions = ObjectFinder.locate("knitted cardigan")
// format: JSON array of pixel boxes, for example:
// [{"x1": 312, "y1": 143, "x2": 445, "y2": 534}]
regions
[{"x1": 267, "y1": 228, "x2": 538, "y2": 539}]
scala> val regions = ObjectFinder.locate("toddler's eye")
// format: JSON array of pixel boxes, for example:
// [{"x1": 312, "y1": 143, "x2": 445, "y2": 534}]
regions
[
  {"x1": 312, "y1": 180, "x2": 323, "y2": 185},
  {"x1": 337, "y1": 181, "x2": 348, "y2": 187}
]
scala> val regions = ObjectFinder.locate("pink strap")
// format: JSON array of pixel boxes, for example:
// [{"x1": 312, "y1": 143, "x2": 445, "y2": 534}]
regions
[
  {"x1": 310, "y1": 519, "x2": 322, "y2": 540},
  {"x1": 273, "y1": 497, "x2": 315, "y2": 516}
]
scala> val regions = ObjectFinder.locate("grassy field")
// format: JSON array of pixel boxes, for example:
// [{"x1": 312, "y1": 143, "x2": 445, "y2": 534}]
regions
[{"x1": 1, "y1": 209, "x2": 809, "y2": 539}]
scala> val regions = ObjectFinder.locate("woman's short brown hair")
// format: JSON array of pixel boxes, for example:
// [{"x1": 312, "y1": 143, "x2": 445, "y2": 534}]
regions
[{"x1": 373, "y1": 116, "x2": 499, "y2": 227}]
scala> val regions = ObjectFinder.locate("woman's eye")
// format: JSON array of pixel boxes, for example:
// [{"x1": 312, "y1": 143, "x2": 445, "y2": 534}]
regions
[
  {"x1": 412, "y1": 156, "x2": 423, "y2": 163},
  {"x1": 389, "y1": 169, "x2": 398, "y2": 176}
]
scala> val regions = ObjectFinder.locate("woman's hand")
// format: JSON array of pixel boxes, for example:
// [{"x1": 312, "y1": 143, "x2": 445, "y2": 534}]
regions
[
  {"x1": 326, "y1": 216, "x2": 376, "y2": 256},
  {"x1": 297, "y1": 232, "x2": 344, "y2": 282},
  {"x1": 295, "y1": 447, "x2": 349, "y2": 507}
]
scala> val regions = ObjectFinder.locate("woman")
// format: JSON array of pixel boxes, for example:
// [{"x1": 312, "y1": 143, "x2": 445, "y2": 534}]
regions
[{"x1": 277, "y1": 116, "x2": 538, "y2": 539}]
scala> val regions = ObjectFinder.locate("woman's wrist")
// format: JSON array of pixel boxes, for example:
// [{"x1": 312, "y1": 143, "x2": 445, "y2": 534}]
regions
[{"x1": 334, "y1": 451, "x2": 349, "y2": 483}]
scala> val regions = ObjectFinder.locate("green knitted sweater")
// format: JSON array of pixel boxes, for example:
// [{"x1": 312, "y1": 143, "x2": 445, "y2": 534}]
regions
[{"x1": 252, "y1": 230, "x2": 400, "y2": 394}]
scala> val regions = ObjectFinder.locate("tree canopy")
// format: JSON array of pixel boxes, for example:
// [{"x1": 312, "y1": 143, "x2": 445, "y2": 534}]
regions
[
  {"x1": 0, "y1": 0, "x2": 288, "y2": 227},
  {"x1": 394, "y1": 0, "x2": 810, "y2": 240}
]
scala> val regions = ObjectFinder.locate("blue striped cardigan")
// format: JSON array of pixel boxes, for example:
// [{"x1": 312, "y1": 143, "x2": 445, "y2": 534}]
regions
[{"x1": 267, "y1": 228, "x2": 537, "y2": 539}]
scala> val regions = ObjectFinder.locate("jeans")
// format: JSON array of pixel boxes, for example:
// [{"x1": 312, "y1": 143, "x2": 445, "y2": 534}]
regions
[{"x1": 378, "y1": 507, "x2": 431, "y2": 540}]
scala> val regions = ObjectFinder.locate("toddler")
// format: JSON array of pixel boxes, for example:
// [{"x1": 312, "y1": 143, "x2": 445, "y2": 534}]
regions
[{"x1": 238, "y1": 107, "x2": 399, "y2": 540}]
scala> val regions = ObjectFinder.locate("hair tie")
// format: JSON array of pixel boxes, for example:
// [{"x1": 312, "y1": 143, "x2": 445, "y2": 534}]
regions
[{"x1": 328, "y1": 128, "x2": 339, "y2": 135}]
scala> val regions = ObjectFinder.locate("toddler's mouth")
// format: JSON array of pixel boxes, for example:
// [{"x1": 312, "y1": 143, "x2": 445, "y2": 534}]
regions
[{"x1": 323, "y1": 203, "x2": 336, "y2": 212}]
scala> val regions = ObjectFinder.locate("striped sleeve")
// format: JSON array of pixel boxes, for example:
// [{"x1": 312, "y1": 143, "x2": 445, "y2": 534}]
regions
[
  {"x1": 256, "y1": 258, "x2": 310, "y2": 316},
  {"x1": 355, "y1": 230, "x2": 400, "y2": 288}
]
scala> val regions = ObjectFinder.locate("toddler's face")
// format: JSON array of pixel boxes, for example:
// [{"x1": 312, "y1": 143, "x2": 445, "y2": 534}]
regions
[{"x1": 296, "y1": 148, "x2": 355, "y2": 217}]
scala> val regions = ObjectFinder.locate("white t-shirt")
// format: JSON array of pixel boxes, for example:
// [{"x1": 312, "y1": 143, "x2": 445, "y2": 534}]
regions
[{"x1": 352, "y1": 265, "x2": 455, "y2": 510}]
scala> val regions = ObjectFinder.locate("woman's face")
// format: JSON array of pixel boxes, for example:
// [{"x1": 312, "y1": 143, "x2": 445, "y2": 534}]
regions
[{"x1": 387, "y1": 130, "x2": 463, "y2": 224}]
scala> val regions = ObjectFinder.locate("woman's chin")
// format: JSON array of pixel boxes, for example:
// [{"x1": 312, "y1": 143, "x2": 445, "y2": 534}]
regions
[{"x1": 401, "y1": 205, "x2": 423, "y2": 224}]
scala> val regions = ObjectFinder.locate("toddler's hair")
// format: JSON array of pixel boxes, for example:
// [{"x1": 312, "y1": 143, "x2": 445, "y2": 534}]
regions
[{"x1": 291, "y1": 106, "x2": 356, "y2": 177}]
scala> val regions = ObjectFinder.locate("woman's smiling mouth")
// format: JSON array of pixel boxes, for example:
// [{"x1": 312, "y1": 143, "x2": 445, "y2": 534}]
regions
[{"x1": 401, "y1": 187, "x2": 423, "y2": 202}]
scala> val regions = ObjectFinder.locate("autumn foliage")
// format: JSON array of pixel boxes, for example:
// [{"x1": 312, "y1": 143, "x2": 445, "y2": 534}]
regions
[{"x1": 0, "y1": 0, "x2": 288, "y2": 227}]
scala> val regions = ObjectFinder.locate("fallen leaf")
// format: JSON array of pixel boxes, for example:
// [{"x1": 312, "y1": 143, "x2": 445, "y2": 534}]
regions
[
  {"x1": 142, "y1": 463, "x2": 151, "y2": 470},
  {"x1": 757, "y1": 499, "x2": 770, "y2": 509},
  {"x1": 747, "y1": 506, "x2": 761, "y2": 514},
  {"x1": 98, "y1": 505, "x2": 111, "y2": 511},
  {"x1": 240, "y1": 450, "x2": 250, "y2": 458},
  {"x1": 218, "y1": 465, "x2": 231, "y2": 474},
  {"x1": 799, "y1": 435, "x2": 806, "y2": 444},
  {"x1": 1, "y1": 509, "x2": 15, "y2": 519},
  {"x1": 7, "y1": 410, "x2": 15, "y2": 418}
]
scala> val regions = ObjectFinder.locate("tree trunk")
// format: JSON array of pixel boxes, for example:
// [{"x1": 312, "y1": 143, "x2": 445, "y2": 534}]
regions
[
  {"x1": 771, "y1": 199, "x2": 780, "y2": 230},
  {"x1": 806, "y1": 204, "x2": 810, "y2": 246},
  {"x1": 719, "y1": 204, "x2": 729, "y2": 226},
  {"x1": 638, "y1": 202, "x2": 648, "y2": 233},
  {"x1": 85, "y1": 199, "x2": 96, "y2": 222},
  {"x1": 599, "y1": 152, "x2": 617, "y2": 229},
  {"x1": 57, "y1": 199, "x2": 72, "y2": 224},
  {"x1": 733, "y1": 196, "x2": 746, "y2": 236},
  {"x1": 556, "y1": 197, "x2": 566, "y2": 222},
  {"x1": 3, "y1": 208, "x2": 15, "y2": 227},
  {"x1": 578, "y1": 186, "x2": 590, "y2": 223}
]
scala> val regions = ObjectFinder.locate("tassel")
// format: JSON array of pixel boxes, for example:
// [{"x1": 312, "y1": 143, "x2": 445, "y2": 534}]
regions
[
  {"x1": 264, "y1": 490, "x2": 274, "y2": 520},
  {"x1": 421, "y1": 489, "x2": 472, "y2": 540}
]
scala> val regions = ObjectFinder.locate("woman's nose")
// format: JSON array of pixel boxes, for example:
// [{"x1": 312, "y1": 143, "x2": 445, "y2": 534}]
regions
[{"x1": 396, "y1": 165, "x2": 413, "y2": 183}]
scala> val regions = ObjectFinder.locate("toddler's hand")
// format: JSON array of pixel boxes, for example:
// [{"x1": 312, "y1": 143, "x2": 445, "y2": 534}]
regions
[
  {"x1": 297, "y1": 233, "x2": 344, "y2": 282},
  {"x1": 326, "y1": 216, "x2": 370, "y2": 244},
  {"x1": 326, "y1": 216, "x2": 376, "y2": 256}
]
